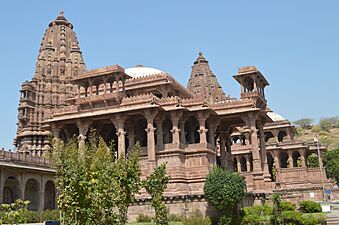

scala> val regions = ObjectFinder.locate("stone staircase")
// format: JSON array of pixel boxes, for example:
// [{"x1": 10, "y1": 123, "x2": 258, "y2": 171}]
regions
[{"x1": 327, "y1": 204, "x2": 339, "y2": 225}]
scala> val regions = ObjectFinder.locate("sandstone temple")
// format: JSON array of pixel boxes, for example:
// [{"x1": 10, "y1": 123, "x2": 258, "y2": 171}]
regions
[{"x1": 0, "y1": 12, "x2": 336, "y2": 217}]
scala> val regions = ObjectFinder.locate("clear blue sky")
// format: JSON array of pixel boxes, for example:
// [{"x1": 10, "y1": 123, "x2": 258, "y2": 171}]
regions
[{"x1": 0, "y1": 0, "x2": 338, "y2": 149}]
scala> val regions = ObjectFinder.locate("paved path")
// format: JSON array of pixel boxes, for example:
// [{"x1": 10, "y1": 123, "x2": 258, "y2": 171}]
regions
[{"x1": 327, "y1": 203, "x2": 339, "y2": 225}]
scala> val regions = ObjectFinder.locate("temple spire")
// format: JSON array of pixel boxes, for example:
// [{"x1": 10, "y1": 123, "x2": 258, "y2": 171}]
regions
[
  {"x1": 187, "y1": 52, "x2": 229, "y2": 103},
  {"x1": 14, "y1": 12, "x2": 86, "y2": 155}
]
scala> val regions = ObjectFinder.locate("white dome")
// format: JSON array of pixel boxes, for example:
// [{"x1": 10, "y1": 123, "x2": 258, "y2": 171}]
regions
[
  {"x1": 267, "y1": 111, "x2": 286, "y2": 122},
  {"x1": 125, "y1": 65, "x2": 163, "y2": 78}
]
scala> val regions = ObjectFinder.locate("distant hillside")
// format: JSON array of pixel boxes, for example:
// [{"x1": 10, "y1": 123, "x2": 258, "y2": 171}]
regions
[{"x1": 293, "y1": 117, "x2": 339, "y2": 149}]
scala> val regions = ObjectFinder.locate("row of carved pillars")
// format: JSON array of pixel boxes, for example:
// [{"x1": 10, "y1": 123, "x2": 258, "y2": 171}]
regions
[{"x1": 51, "y1": 110, "x2": 216, "y2": 172}]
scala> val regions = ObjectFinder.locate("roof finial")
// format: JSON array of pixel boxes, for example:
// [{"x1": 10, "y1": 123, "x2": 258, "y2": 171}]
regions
[{"x1": 59, "y1": 10, "x2": 64, "y2": 16}]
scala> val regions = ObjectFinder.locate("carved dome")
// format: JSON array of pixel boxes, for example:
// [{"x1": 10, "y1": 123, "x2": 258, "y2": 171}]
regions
[{"x1": 125, "y1": 65, "x2": 163, "y2": 78}]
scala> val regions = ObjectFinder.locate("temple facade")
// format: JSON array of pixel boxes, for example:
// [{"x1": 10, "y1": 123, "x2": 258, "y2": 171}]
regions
[{"x1": 0, "y1": 12, "x2": 335, "y2": 219}]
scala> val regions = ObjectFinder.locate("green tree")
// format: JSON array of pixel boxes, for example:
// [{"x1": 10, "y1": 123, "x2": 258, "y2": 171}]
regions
[
  {"x1": 306, "y1": 153, "x2": 319, "y2": 168},
  {"x1": 143, "y1": 163, "x2": 170, "y2": 225},
  {"x1": 323, "y1": 149, "x2": 339, "y2": 184},
  {"x1": 52, "y1": 132, "x2": 142, "y2": 225},
  {"x1": 204, "y1": 166, "x2": 245, "y2": 225},
  {"x1": 293, "y1": 118, "x2": 314, "y2": 129},
  {"x1": 319, "y1": 118, "x2": 332, "y2": 131}
]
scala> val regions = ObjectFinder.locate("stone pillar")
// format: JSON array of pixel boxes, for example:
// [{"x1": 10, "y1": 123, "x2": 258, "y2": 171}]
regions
[
  {"x1": 127, "y1": 122, "x2": 135, "y2": 150},
  {"x1": 111, "y1": 115, "x2": 126, "y2": 158},
  {"x1": 76, "y1": 120, "x2": 91, "y2": 157},
  {"x1": 38, "y1": 179, "x2": 44, "y2": 211},
  {"x1": 299, "y1": 149, "x2": 306, "y2": 167},
  {"x1": 245, "y1": 155, "x2": 251, "y2": 172},
  {"x1": 258, "y1": 121, "x2": 270, "y2": 179},
  {"x1": 179, "y1": 120, "x2": 186, "y2": 144},
  {"x1": 287, "y1": 151, "x2": 293, "y2": 168},
  {"x1": 286, "y1": 129, "x2": 292, "y2": 141},
  {"x1": 273, "y1": 150, "x2": 280, "y2": 169},
  {"x1": 219, "y1": 132, "x2": 227, "y2": 168},
  {"x1": 144, "y1": 110, "x2": 158, "y2": 172},
  {"x1": 242, "y1": 114, "x2": 262, "y2": 172},
  {"x1": 272, "y1": 130, "x2": 279, "y2": 143},
  {"x1": 170, "y1": 111, "x2": 182, "y2": 145},
  {"x1": 155, "y1": 117, "x2": 163, "y2": 147},
  {"x1": 207, "y1": 122, "x2": 218, "y2": 148},
  {"x1": 197, "y1": 111, "x2": 209, "y2": 144},
  {"x1": 236, "y1": 156, "x2": 241, "y2": 172}
]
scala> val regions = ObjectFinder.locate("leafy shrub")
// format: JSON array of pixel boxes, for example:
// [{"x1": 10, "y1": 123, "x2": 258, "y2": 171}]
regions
[
  {"x1": 280, "y1": 201, "x2": 296, "y2": 211},
  {"x1": 242, "y1": 204, "x2": 272, "y2": 225},
  {"x1": 204, "y1": 167, "x2": 245, "y2": 211},
  {"x1": 136, "y1": 214, "x2": 153, "y2": 223},
  {"x1": 307, "y1": 153, "x2": 319, "y2": 168},
  {"x1": 218, "y1": 214, "x2": 232, "y2": 225},
  {"x1": 311, "y1": 125, "x2": 321, "y2": 133},
  {"x1": 41, "y1": 209, "x2": 60, "y2": 221},
  {"x1": 299, "y1": 201, "x2": 322, "y2": 213},
  {"x1": 319, "y1": 118, "x2": 332, "y2": 131},
  {"x1": 281, "y1": 211, "x2": 303, "y2": 225},
  {"x1": 301, "y1": 213, "x2": 326, "y2": 225}
]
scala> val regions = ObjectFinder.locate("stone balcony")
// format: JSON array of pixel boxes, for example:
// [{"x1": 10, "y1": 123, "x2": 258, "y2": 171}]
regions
[{"x1": 231, "y1": 144, "x2": 252, "y2": 154}]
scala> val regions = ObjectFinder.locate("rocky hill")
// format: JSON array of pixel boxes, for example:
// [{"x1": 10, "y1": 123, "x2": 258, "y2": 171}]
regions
[{"x1": 293, "y1": 117, "x2": 339, "y2": 149}]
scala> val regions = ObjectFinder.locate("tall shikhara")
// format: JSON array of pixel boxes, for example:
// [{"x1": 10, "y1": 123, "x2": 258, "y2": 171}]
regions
[
  {"x1": 187, "y1": 52, "x2": 229, "y2": 103},
  {"x1": 14, "y1": 12, "x2": 86, "y2": 155}
]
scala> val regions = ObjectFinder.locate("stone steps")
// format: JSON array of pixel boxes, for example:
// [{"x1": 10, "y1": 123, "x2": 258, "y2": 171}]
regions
[{"x1": 327, "y1": 217, "x2": 339, "y2": 225}]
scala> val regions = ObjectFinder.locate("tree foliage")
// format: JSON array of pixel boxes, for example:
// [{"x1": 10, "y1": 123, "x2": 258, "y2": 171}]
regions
[
  {"x1": 306, "y1": 153, "x2": 319, "y2": 168},
  {"x1": 323, "y1": 148, "x2": 339, "y2": 184},
  {"x1": 52, "y1": 132, "x2": 141, "y2": 225},
  {"x1": 143, "y1": 163, "x2": 170, "y2": 225},
  {"x1": 204, "y1": 167, "x2": 245, "y2": 225},
  {"x1": 0, "y1": 199, "x2": 30, "y2": 225},
  {"x1": 293, "y1": 118, "x2": 314, "y2": 129}
]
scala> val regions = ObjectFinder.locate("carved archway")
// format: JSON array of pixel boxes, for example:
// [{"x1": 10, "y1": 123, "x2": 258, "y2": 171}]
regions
[
  {"x1": 24, "y1": 178, "x2": 39, "y2": 211},
  {"x1": 3, "y1": 176, "x2": 20, "y2": 204},
  {"x1": 44, "y1": 180, "x2": 56, "y2": 210}
]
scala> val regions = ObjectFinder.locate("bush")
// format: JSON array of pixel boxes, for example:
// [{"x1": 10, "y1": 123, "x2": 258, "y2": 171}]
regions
[
  {"x1": 136, "y1": 214, "x2": 153, "y2": 223},
  {"x1": 281, "y1": 211, "x2": 303, "y2": 225},
  {"x1": 280, "y1": 201, "x2": 296, "y2": 211},
  {"x1": 299, "y1": 201, "x2": 322, "y2": 213},
  {"x1": 218, "y1": 214, "x2": 232, "y2": 225},
  {"x1": 311, "y1": 125, "x2": 321, "y2": 133},
  {"x1": 319, "y1": 118, "x2": 332, "y2": 131},
  {"x1": 41, "y1": 209, "x2": 60, "y2": 221},
  {"x1": 307, "y1": 153, "x2": 319, "y2": 168},
  {"x1": 204, "y1": 167, "x2": 245, "y2": 211},
  {"x1": 301, "y1": 213, "x2": 326, "y2": 225},
  {"x1": 242, "y1": 204, "x2": 272, "y2": 225}
]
